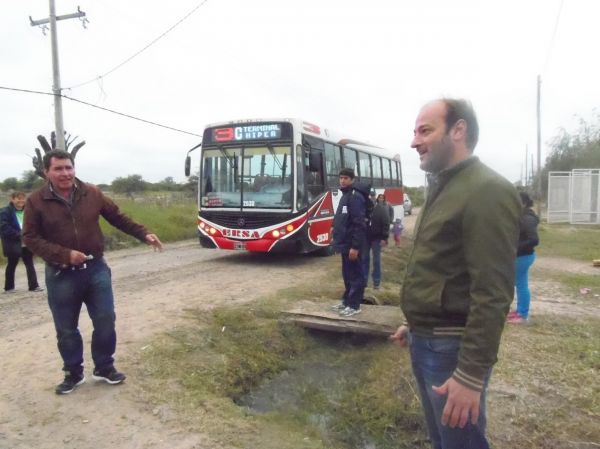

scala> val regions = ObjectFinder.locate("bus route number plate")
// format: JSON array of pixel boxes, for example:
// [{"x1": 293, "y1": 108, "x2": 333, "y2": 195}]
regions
[{"x1": 234, "y1": 241, "x2": 246, "y2": 251}]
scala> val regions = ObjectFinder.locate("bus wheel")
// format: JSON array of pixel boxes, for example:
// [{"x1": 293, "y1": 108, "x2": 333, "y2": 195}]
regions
[{"x1": 314, "y1": 245, "x2": 335, "y2": 257}]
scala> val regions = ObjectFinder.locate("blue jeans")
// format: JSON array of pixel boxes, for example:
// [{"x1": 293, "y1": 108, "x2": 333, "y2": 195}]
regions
[
  {"x1": 515, "y1": 253, "x2": 535, "y2": 318},
  {"x1": 409, "y1": 334, "x2": 490, "y2": 449},
  {"x1": 45, "y1": 258, "x2": 116, "y2": 375},
  {"x1": 341, "y1": 252, "x2": 365, "y2": 310},
  {"x1": 362, "y1": 240, "x2": 382, "y2": 287}
]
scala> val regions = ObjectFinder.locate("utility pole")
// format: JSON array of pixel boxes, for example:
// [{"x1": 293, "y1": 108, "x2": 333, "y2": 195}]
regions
[
  {"x1": 524, "y1": 144, "x2": 528, "y2": 187},
  {"x1": 30, "y1": 2, "x2": 87, "y2": 151},
  {"x1": 536, "y1": 75, "x2": 542, "y2": 215}
]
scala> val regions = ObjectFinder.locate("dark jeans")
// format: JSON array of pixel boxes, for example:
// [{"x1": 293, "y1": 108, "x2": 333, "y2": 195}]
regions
[
  {"x1": 45, "y1": 258, "x2": 116, "y2": 375},
  {"x1": 361, "y1": 240, "x2": 382, "y2": 287},
  {"x1": 409, "y1": 334, "x2": 491, "y2": 449},
  {"x1": 4, "y1": 246, "x2": 39, "y2": 291},
  {"x1": 341, "y1": 252, "x2": 365, "y2": 310}
]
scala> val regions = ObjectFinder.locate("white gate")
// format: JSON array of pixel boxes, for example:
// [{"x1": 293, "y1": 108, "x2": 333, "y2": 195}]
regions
[{"x1": 548, "y1": 169, "x2": 600, "y2": 224}]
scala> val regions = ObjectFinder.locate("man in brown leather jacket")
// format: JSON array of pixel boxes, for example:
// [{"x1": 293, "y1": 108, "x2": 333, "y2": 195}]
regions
[{"x1": 23, "y1": 150, "x2": 163, "y2": 395}]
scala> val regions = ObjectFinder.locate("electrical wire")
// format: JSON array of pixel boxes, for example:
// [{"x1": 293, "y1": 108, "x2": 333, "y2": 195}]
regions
[
  {"x1": 64, "y1": 0, "x2": 210, "y2": 90},
  {"x1": 543, "y1": 0, "x2": 564, "y2": 74},
  {"x1": 0, "y1": 85, "x2": 202, "y2": 137}
]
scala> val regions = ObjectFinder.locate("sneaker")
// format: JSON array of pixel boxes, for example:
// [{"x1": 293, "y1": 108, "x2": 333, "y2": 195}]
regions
[
  {"x1": 55, "y1": 372, "x2": 85, "y2": 395},
  {"x1": 507, "y1": 314, "x2": 529, "y2": 324},
  {"x1": 331, "y1": 302, "x2": 346, "y2": 311},
  {"x1": 506, "y1": 310, "x2": 518, "y2": 319},
  {"x1": 30, "y1": 287, "x2": 44, "y2": 292},
  {"x1": 3, "y1": 289, "x2": 16, "y2": 294},
  {"x1": 339, "y1": 307, "x2": 361, "y2": 317},
  {"x1": 93, "y1": 367, "x2": 126, "y2": 385},
  {"x1": 373, "y1": 285, "x2": 381, "y2": 290}
]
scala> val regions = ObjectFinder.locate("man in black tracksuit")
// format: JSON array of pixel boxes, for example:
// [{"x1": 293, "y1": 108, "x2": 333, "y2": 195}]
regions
[{"x1": 331, "y1": 168, "x2": 368, "y2": 317}]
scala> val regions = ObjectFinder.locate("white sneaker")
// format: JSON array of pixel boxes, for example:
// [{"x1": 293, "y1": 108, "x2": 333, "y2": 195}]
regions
[
  {"x1": 339, "y1": 307, "x2": 361, "y2": 317},
  {"x1": 331, "y1": 302, "x2": 346, "y2": 311}
]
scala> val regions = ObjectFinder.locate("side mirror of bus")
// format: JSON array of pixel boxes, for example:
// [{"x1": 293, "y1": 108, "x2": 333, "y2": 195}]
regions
[
  {"x1": 184, "y1": 156, "x2": 191, "y2": 177},
  {"x1": 308, "y1": 152, "x2": 321, "y2": 172}
]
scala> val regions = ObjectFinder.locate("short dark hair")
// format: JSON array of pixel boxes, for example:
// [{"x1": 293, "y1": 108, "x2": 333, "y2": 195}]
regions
[
  {"x1": 519, "y1": 191, "x2": 534, "y2": 208},
  {"x1": 339, "y1": 168, "x2": 355, "y2": 179},
  {"x1": 10, "y1": 191, "x2": 26, "y2": 199},
  {"x1": 43, "y1": 150, "x2": 74, "y2": 170},
  {"x1": 441, "y1": 98, "x2": 479, "y2": 152}
]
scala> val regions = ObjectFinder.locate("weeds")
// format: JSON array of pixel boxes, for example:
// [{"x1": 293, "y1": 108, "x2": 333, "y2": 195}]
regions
[{"x1": 537, "y1": 223, "x2": 600, "y2": 261}]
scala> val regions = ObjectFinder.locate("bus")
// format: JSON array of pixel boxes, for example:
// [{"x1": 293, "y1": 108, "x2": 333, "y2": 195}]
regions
[{"x1": 184, "y1": 118, "x2": 403, "y2": 254}]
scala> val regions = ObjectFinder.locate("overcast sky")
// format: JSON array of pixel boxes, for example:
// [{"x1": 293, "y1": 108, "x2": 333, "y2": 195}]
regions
[{"x1": 2, "y1": 0, "x2": 599, "y2": 187}]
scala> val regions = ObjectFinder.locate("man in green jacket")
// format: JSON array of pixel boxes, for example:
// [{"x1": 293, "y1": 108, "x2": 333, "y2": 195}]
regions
[{"x1": 390, "y1": 99, "x2": 520, "y2": 449}]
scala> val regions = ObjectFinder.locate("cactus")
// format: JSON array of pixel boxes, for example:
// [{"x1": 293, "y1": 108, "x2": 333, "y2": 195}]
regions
[{"x1": 32, "y1": 131, "x2": 86, "y2": 178}]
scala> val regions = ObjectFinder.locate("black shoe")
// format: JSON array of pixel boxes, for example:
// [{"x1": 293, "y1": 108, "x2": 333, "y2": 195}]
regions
[
  {"x1": 93, "y1": 367, "x2": 126, "y2": 385},
  {"x1": 55, "y1": 372, "x2": 85, "y2": 395}
]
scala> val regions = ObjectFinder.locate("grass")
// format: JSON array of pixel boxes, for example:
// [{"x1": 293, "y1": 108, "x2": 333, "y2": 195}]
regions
[
  {"x1": 137, "y1": 245, "x2": 428, "y2": 449},
  {"x1": 556, "y1": 273, "x2": 600, "y2": 291},
  {"x1": 0, "y1": 199, "x2": 198, "y2": 265},
  {"x1": 100, "y1": 200, "x2": 198, "y2": 250},
  {"x1": 494, "y1": 314, "x2": 600, "y2": 448},
  {"x1": 136, "y1": 237, "x2": 600, "y2": 449},
  {"x1": 537, "y1": 223, "x2": 600, "y2": 261}
]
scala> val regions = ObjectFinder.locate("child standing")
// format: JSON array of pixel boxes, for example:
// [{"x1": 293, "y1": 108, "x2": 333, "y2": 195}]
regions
[{"x1": 392, "y1": 218, "x2": 404, "y2": 247}]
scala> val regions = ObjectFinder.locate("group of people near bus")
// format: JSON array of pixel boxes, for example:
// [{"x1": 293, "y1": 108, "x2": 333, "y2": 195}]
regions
[{"x1": 2, "y1": 97, "x2": 539, "y2": 449}]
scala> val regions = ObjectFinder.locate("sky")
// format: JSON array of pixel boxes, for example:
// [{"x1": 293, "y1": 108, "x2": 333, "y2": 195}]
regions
[{"x1": 2, "y1": 0, "x2": 599, "y2": 187}]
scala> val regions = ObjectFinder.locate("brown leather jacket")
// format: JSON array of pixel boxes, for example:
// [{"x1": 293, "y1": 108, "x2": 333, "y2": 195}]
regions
[{"x1": 23, "y1": 180, "x2": 148, "y2": 265}]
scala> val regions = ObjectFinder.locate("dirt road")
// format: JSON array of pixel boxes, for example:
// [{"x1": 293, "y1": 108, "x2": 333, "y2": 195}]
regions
[{"x1": 0, "y1": 241, "x2": 332, "y2": 449}]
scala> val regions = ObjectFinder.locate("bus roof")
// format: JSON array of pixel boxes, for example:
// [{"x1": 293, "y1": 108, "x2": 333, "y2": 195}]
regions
[{"x1": 203, "y1": 117, "x2": 400, "y2": 160}]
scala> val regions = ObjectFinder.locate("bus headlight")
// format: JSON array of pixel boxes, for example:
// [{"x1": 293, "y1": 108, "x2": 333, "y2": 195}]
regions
[
  {"x1": 272, "y1": 230, "x2": 280, "y2": 238},
  {"x1": 286, "y1": 224, "x2": 294, "y2": 232},
  {"x1": 209, "y1": 228, "x2": 216, "y2": 235}
]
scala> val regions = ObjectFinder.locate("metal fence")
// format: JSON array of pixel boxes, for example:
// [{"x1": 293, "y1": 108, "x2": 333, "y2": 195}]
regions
[{"x1": 548, "y1": 169, "x2": 600, "y2": 224}]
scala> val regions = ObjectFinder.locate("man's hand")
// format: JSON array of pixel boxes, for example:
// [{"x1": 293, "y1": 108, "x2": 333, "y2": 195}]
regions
[
  {"x1": 432, "y1": 377, "x2": 481, "y2": 428},
  {"x1": 348, "y1": 248, "x2": 359, "y2": 261},
  {"x1": 145, "y1": 234, "x2": 163, "y2": 252},
  {"x1": 389, "y1": 325, "x2": 409, "y2": 347},
  {"x1": 69, "y1": 250, "x2": 88, "y2": 265}
]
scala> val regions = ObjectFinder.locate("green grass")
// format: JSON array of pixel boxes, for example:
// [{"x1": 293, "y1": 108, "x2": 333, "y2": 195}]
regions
[
  {"x1": 1, "y1": 198, "x2": 198, "y2": 266},
  {"x1": 99, "y1": 200, "x2": 198, "y2": 250},
  {"x1": 136, "y1": 239, "x2": 600, "y2": 449},
  {"x1": 556, "y1": 272, "x2": 600, "y2": 291},
  {"x1": 494, "y1": 314, "x2": 600, "y2": 447},
  {"x1": 537, "y1": 223, "x2": 600, "y2": 261},
  {"x1": 137, "y1": 246, "x2": 428, "y2": 449}
]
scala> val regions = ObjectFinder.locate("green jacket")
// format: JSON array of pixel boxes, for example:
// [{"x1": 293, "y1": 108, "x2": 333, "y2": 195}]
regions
[{"x1": 401, "y1": 157, "x2": 520, "y2": 391}]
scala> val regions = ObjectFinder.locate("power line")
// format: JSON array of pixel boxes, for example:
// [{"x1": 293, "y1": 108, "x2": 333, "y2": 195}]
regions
[
  {"x1": 64, "y1": 0, "x2": 210, "y2": 90},
  {"x1": 0, "y1": 85, "x2": 202, "y2": 137},
  {"x1": 543, "y1": 0, "x2": 564, "y2": 74}
]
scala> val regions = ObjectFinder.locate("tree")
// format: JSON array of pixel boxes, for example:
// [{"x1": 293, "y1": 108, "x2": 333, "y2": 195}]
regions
[
  {"x1": 111, "y1": 175, "x2": 147, "y2": 196},
  {"x1": 533, "y1": 112, "x2": 600, "y2": 198},
  {"x1": 1, "y1": 177, "x2": 19, "y2": 192},
  {"x1": 20, "y1": 170, "x2": 44, "y2": 191}
]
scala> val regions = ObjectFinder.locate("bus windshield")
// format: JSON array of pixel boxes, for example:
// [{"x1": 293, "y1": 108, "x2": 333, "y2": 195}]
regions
[{"x1": 201, "y1": 145, "x2": 293, "y2": 209}]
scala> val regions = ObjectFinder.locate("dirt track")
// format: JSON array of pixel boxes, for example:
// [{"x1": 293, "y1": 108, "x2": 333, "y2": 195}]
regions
[{"x1": 0, "y1": 241, "x2": 332, "y2": 449}]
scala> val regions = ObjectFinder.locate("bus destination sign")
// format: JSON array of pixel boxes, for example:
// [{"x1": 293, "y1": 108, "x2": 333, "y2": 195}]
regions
[{"x1": 212, "y1": 124, "x2": 282, "y2": 142}]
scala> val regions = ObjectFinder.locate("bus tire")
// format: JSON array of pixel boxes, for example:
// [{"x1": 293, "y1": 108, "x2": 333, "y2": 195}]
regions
[{"x1": 314, "y1": 245, "x2": 335, "y2": 257}]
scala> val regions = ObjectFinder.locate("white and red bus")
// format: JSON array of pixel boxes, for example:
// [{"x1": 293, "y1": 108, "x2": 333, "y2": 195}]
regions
[{"x1": 184, "y1": 118, "x2": 403, "y2": 254}]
